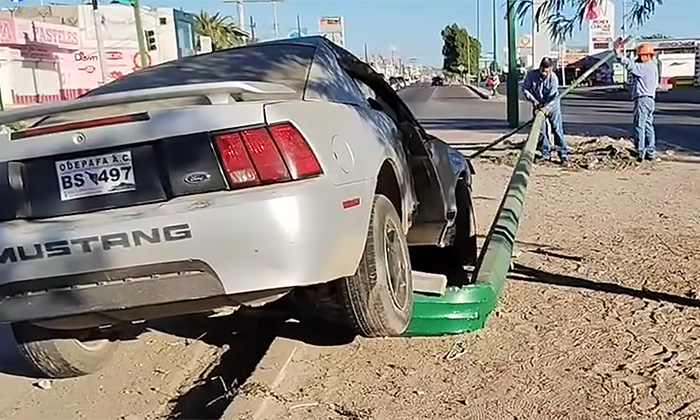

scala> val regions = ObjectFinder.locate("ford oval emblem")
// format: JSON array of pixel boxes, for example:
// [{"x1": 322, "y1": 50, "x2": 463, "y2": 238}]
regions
[{"x1": 183, "y1": 172, "x2": 211, "y2": 185}]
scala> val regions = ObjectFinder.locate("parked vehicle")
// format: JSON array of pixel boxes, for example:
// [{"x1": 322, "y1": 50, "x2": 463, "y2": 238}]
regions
[
  {"x1": 0, "y1": 36, "x2": 477, "y2": 378},
  {"x1": 431, "y1": 76, "x2": 444, "y2": 86}
]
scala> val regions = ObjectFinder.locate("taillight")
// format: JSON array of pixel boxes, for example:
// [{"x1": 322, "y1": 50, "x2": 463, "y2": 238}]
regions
[
  {"x1": 213, "y1": 122, "x2": 322, "y2": 189},
  {"x1": 268, "y1": 124, "x2": 323, "y2": 179}
]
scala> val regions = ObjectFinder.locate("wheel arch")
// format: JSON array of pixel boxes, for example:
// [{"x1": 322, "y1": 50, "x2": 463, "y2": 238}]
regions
[{"x1": 375, "y1": 159, "x2": 404, "y2": 223}]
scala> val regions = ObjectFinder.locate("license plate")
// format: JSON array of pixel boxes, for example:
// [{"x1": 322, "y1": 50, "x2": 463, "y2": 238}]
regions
[{"x1": 55, "y1": 151, "x2": 136, "y2": 201}]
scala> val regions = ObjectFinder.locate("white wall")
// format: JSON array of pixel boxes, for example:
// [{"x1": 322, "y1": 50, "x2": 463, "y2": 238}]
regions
[{"x1": 78, "y1": 4, "x2": 179, "y2": 65}]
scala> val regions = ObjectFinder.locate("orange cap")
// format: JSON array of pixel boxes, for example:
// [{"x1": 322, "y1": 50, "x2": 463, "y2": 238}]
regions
[{"x1": 637, "y1": 43, "x2": 655, "y2": 56}]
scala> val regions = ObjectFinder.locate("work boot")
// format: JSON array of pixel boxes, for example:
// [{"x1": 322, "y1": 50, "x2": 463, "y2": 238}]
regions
[
  {"x1": 536, "y1": 153, "x2": 551, "y2": 164},
  {"x1": 560, "y1": 156, "x2": 571, "y2": 167}
]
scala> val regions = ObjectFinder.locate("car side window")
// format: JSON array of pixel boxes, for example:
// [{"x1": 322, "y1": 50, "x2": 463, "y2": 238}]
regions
[{"x1": 351, "y1": 78, "x2": 399, "y2": 123}]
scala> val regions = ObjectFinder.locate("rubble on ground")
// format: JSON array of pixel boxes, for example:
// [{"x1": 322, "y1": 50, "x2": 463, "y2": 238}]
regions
[{"x1": 481, "y1": 135, "x2": 643, "y2": 170}]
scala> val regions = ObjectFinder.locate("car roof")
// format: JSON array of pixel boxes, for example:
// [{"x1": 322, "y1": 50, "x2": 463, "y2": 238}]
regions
[{"x1": 86, "y1": 35, "x2": 356, "y2": 98}]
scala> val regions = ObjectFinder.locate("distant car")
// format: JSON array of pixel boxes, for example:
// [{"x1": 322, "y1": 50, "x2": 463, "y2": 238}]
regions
[
  {"x1": 432, "y1": 76, "x2": 444, "y2": 86},
  {"x1": 0, "y1": 36, "x2": 477, "y2": 379}
]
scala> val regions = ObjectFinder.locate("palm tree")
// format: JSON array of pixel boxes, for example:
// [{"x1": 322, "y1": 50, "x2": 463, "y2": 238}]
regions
[
  {"x1": 194, "y1": 10, "x2": 247, "y2": 50},
  {"x1": 514, "y1": 0, "x2": 662, "y2": 42}
]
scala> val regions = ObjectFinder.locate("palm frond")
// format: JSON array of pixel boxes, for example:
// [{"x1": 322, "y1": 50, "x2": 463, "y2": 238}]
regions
[{"x1": 514, "y1": 0, "x2": 663, "y2": 43}]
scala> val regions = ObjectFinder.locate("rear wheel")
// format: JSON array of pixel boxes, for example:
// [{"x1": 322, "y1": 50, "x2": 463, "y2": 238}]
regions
[
  {"x1": 12, "y1": 322, "x2": 118, "y2": 378},
  {"x1": 337, "y1": 194, "x2": 413, "y2": 337}
]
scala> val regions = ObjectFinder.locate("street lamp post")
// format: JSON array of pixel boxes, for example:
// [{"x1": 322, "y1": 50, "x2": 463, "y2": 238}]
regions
[
  {"x1": 506, "y1": 0, "x2": 518, "y2": 127},
  {"x1": 467, "y1": 30, "x2": 471, "y2": 80},
  {"x1": 492, "y1": 0, "x2": 497, "y2": 69},
  {"x1": 224, "y1": 0, "x2": 283, "y2": 40},
  {"x1": 476, "y1": 0, "x2": 480, "y2": 41}
]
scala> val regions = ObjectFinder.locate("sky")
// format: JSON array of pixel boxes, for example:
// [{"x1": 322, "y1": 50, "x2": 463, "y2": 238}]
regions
[{"x1": 9, "y1": 0, "x2": 699, "y2": 66}]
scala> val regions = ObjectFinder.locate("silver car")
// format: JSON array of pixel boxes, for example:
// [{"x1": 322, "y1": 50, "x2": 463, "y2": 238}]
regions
[{"x1": 0, "y1": 36, "x2": 477, "y2": 378}]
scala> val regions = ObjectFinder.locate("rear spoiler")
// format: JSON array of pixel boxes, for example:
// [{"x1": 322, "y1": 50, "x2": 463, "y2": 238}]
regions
[{"x1": 0, "y1": 81, "x2": 295, "y2": 126}]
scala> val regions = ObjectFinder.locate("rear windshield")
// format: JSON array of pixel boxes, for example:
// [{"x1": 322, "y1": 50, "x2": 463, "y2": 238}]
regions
[
  {"x1": 85, "y1": 43, "x2": 316, "y2": 99},
  {"x1": 29, "y1": 43, "x2": 316, "y2": 127}
]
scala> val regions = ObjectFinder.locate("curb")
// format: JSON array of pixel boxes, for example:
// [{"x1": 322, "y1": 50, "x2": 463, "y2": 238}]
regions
[
  {"x1": 464, "y1": 84, "x2": 491, "y2": 100},
  {"x1": 220, "y1": 337, "x2": 301, "y2": 420}
]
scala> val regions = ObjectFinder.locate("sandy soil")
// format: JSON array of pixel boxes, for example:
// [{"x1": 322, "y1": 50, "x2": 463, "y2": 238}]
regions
[
  {"x1": 258, "y1": 157, "x2": 700, "y2": 420},
  {"x1": 0, "y1": 325, "x2": 223, "y2": 420},
  {"x1": 1, "y1": 137, "x2": 698, "y2": 420}
]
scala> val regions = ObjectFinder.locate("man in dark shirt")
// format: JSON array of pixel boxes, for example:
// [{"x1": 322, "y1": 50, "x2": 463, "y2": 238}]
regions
[{"x1": 522, "y1": 57, "x2": 569, "y2": 166}]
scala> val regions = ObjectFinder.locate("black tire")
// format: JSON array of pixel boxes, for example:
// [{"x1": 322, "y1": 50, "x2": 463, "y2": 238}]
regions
[
  {"x1": 337, "y1": 194, "x2": 413, "y2": 337},
  {"x1": 12, "y1": 323, "x2": 118, "y2": 378}
]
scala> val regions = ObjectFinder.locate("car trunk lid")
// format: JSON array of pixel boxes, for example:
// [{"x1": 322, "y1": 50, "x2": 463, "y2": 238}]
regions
[{"x1": 0, "y1": 81, "x2": 302, "y2": 222}]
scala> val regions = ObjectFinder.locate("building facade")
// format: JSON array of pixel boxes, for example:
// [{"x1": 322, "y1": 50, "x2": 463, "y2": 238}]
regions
[{"x1": 0, "y1": 4, "x2": 197, "y2": 107}]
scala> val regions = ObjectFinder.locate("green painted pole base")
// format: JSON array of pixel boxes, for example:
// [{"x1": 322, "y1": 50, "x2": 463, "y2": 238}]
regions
[{"x1": 404, "y1": 285, "x2": 496, "y2": 336}]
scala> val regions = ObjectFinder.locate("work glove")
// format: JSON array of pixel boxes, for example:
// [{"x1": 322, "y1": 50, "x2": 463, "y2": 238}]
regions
[{"x1": 539, "y1": 106, "x2": 551, "y2": 117}]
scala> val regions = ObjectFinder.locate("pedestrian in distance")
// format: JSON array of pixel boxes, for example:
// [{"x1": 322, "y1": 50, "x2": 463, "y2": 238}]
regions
[
  {"x1": 491, "y1": 73, "x2": 500, "y2": 96},
  {"x1": 522, "y1": 57, "x2": 570, "y2": 166},
  {"x1": 614, "y1": 39, "x2": 660, "y2": 163}
]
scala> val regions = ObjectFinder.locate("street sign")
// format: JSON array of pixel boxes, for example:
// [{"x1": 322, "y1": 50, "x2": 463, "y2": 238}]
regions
[
  {"x1": 588, "y1": 0, "x2": 615, "y2": 54},
  {"x1": 457, "y1": 65, "x2": 465, "y2": 73},
  {"x1": 319, "y1": 16, "x2": 344, "y2": 47}
]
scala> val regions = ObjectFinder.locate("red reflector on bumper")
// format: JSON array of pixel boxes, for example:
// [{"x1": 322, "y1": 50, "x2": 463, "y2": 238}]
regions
[{"x1": 342, "y1": 198, "x2": 361, "y2": 209}]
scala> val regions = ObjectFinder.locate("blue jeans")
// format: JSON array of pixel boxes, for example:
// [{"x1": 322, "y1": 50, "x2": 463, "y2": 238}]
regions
[
  {"x1": 536, "y1": 105, "x2": 568, "y2": 159},
  {"x1": 633, "y1": 96, "x2": 656, "y2": 158}
]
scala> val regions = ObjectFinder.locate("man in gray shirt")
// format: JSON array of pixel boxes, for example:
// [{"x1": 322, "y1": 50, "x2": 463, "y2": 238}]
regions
[
  {"x1": 522, "y1": 57, "x2": 569, "y2": 165},
  {"x1": 614, "y1": 41, "x2": 659, "y2": 162}
]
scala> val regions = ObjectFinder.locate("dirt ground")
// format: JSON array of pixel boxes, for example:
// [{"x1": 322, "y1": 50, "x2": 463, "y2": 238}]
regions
[
  {"x1": 256, "y1": 154, "x2": 700, "y2": 420},
  {"x1": 1, "y1": 137, "x2": 699, "y2": 420}
]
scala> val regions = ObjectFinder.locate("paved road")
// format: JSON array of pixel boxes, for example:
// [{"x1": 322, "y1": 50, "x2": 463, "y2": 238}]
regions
[{"x1": 400, "y1": 84, "x2": 700, "y2": 153}]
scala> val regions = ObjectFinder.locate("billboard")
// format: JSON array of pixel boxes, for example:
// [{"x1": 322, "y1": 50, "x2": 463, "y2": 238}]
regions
[
  {"x1": 319, "y1": 16, "x2": 344, "y2": 47},
  {"x1": 588, "y1": 0, "x2": 615, "y2": 54}
]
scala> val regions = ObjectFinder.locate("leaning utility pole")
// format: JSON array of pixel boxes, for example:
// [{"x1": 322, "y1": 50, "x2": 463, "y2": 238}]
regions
[{"x1": 506, "y1": 0, "x2": 519, "y2": 128}]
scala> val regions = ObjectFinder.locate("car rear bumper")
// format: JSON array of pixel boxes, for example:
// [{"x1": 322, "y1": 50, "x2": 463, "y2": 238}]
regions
[{"x1": 0, "y1": 177, "x2": 375, "y2": 325}]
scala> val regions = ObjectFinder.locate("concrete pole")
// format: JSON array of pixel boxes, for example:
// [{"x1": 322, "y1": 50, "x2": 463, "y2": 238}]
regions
[
  {"x1": 272, "y1": 0, "x2": 279, "y2": 37},
  {"x1": 477, "y1": 0, "x2": 481, "y2": 45},
  {"x1": 467, "y1": 30, "x2": 471, "y2": 80},
  {"x1": 506, "y1": 0, "x2": 519, "y2": 127},
  {"x1": 492, "y1": 0, "x2": 497, "y2": 69},
  {"x1": 621, "y1": 0, "x2": 627, "y2": 57},
  {"x1": 91, "y1": 0, "x2": 109, "y2": 84},
  {"x1": 560, "y1": 41, "x2": 566, "y2": 86},
  {"x1": 237, "y1": 1, "x2": 245, "y2": 33},
  {"x1": 132, "y1": 0, "x2": 148, "y2": 68}
]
